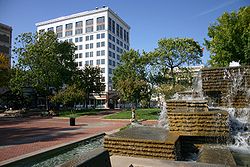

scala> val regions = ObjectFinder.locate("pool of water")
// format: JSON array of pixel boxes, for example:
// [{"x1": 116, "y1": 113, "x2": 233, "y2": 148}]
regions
[{"x1": 8, "y1": 136, "x2": 104, "y2": 167}]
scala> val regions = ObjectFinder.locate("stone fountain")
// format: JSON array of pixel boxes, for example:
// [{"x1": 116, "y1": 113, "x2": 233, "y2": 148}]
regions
[{"x1": 104, "y1": 65, "x2": 250, "y2": 164}]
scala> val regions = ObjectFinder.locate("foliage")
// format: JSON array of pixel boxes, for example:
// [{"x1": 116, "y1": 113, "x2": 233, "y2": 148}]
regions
[
  {"x1": 151, "y1": 38, "x2": 202, "y2": 86},
  {"x1": 104, "y1": 108, "x2": 160, "y2": 120},
  {"x1": 73, "y1": 66, "x2": 105, "y2": 108},
  {"x1": 113, "y1": 49, "x2": 150, "y2": 106},
  {"x1": 0, "y1": 53, "x2": 10, "y2": 87},
  {"x1": 158, "y1": 84, "x2": 186, "y2": 99},
  {"x1": 205, "y1": 6, "x2": 250, "y2": 66},
  {"x1": 11, "y1": 31, "x2": 76, "y2": 109},
  {"x1": 51, "y1": 84, "x2": 85, "y2": 107}
]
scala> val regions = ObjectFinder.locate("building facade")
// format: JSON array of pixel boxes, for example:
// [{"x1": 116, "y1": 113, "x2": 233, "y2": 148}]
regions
[
  {"x1": 36, "y1": 6, "x2": 130, "y2": 108},
  {"x1": 0, "y1": 23, "x2": 12, "y2": 68}
]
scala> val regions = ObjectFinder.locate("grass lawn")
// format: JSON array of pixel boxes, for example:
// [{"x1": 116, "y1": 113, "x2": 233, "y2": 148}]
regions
[
  {"x1": 104, "y1": 108, "x2": 160, "y2": 120},
  {"x1": 58, "y1": 109, "x2": 105, "y2": 118}
]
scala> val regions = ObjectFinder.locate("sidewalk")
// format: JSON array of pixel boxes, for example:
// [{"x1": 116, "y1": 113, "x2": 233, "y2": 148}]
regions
[{"x1": 0, "y1": 114, "x2": 130, "y2": 162}]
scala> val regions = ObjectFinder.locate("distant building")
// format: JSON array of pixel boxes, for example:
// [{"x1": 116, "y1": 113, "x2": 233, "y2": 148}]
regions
[
  {"x1": 36, "y1": 6, "x2": 130, "y2": 108},
  {"x1": 0, "y1": 23, "x2": 12, "y2": 68}
]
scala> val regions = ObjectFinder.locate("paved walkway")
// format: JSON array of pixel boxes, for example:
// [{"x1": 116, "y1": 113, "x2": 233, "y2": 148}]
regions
[{"x1": 0, "y1": 112, "x2": 132, "y2": 162}]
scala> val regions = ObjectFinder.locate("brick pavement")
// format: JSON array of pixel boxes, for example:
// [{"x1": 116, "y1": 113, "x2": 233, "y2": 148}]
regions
[{"x1": 0, "y1": 114, "x2": 131, "y2": 162}]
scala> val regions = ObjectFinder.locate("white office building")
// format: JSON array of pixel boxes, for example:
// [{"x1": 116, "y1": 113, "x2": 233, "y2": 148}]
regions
[{"x1": 36, "y1": 6, "x2": 130, "y2": 108}]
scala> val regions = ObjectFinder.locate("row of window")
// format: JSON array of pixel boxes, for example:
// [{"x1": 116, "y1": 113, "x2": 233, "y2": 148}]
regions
[
  {"x1": 76, "y1": 58, "x2": 105, "y2": 67},
  {"x1": 108, "y1": 34, "x2": 129, "y2": 50},
  {"x1": 108, "y1": 17, "x2": 129, "y2": 43}
]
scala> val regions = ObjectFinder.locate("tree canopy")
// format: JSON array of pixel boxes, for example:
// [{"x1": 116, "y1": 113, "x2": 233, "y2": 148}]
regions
[
  {"x1": 0, "y1": 53, "x2": 10, "y2": 87},
  {"x1": 151, "y1": 38, "x2": 202, "y2": 86},
  {"x1": 113, "y1": 49, "x2": 150, "y2": 106},
  {"x1": 205, "y1": 6, "x2": 250, "y2": 67}
]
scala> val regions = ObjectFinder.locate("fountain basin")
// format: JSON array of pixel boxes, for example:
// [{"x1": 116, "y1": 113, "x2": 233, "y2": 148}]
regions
[{"x1": 104, "y1": 127, "x2": 181, "y2": 160}]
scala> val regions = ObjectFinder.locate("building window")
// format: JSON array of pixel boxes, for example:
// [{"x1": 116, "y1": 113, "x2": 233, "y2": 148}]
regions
[
  {"x1": 79, "y1": 53, "x2": 82, "y2": 58},
  {"x1": 108, "y1": 17, "x2": 112, "y2": 31},
  {"x1": 112, "y1": 52, "x2": 115, "y2": 59},
  {"x1": 109, "y1": 68, "x2": 112, "y2": 74},
  {"x1": 101, "y1": 59, "x2": 105, "y2": 64},
  {"x1": 116, "y1": 24, "x2": 120, "y2": 36},
  {"x1": 117, "y1": 55, "x2": 120, "y2": 60},
  {"x1": 75, "y1": 29, "x2": 83, "y2": 35},
  {"x1": 78, "y1": 61, "x2": 82, "y2": 66},
  {"x1": 101, "y1": 33, "x2": 105, "y2": 38},
  {"x1": 96, "y1": 59, "x2": 100, "y2": 65},
  {"x1": 101, "y1": 50, "x2": 105, "y2": 56},
  {"x1": 101, "y1": 42, "x2": 105, "y2": 47},
  {"x1": 78, "y1": 45, "x2": 82, "y2": 50},
  {"x1": 86, "y1": 19, "x2": 93, "y2": 25},
  {"x1": 90, "y1": 51, "x2": 93, "y2": 57},
  {"x1": 75, "y1": 21, "x2": 83, "y2": 28},
  {"x1": 75, "y1": 38, "x2": 79, "y2": 43},
  {"x1": 109, "y1": 59, "x2": 112, "y2": 66},
  {"x1": 97, "y1": 51, "x2": 100, "y2": 56},
  {"x1": 85, "y1": 60, "x2": 89, "y2": 65},
  {"x1": 86, "y1": 44, "x2": 89, "y2": 49},
  {"x1": 68, "y1": 38, "x2": 73, "y2": 43},
  {"x1": 65, "y1": 23, "x2": 73, "y2": 30},
  {"x1": 56, "y1": 25, "x2": 63, "y2": 32},
  {"x1": 97, "y1": 25, "x2": 105, "y2": 31},
  {"x1": 120, "y1": 27, "x2": 123, "y2": 39},
  {"x1": 47, "y1": 27, "x2": 54, "y2": 32},
  {"x1": 90, "y1": 60, "x2": 93, "y2": 66},
  {"x1": 90, "y1": 35, "x2": 93, "y2": 40},
  {"x1": 97, "y1": 16, "x2": 105, "y2": 24},
  {"x1": 57, "y1": 32, "x2": 63, "y2": 38},
  {"x1": 65, "y1": 31, "x2": 72, "y2": 37},
  {"x1": 112, "y1": 20, "x2": 115, "y2": 34},
  {"x1": 86, "y1": 36, "x2": 89, "y2": 41},
  {"x1": 90, "y1": 43, "x2": 93, "y2": 49},
  {"x1": 113, "y1": 61, "x2": 116, "y2": 67},
  {"x1": 85, "y1": 52, "x2": 89, "y2": 58},
  {"x1": 79, "y1": 37, "x2": 83, "y2": 42},
  {"x1": 86, "y1": 27, "x2": 93, "y2": 33},
  {"x1": 96, "y1": 42, "x2": 100, "y2": 48},
  {"x1": 97, "y1": 34, "x2": 100, "y2": 39},
  {"x1": 75, "y1": 54, "x2": 78, "y2": 59}
]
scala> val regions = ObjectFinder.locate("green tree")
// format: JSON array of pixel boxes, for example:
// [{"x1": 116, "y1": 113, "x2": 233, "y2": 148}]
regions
[
  {"x1": 51, "y1": 84, "x2": 85, "y2": 108},
  {"x1": 113, "y1": 49, "x2": 150, "y2": 107},
  {"x1": 12, "y1": 31, "x2": 77, "y2": 110},
  {"x1": 152, "y1": 38, "x2": 202, "y2": 86},
  {"x1": 150, "y1": 38, "x2": 202, "y2": 98},
  {"x1": 205, "y1": 6, "x2": 250, "y2": 66},
  {"x1": 74, "y1": 66, "x2": 105, "y2": 108},
  {"x1": 0, "y1": 53, "x2": 10, "y2": 87}
]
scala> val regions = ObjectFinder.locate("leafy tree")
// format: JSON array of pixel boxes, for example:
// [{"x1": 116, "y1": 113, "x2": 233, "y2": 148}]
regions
[
  {"x1": 205, "y1": 6, "x2": 250, "y2": 66},
  {"x1": 113, "y1": 49, "x2": 150, "y2": 107},
  {"x1": 51, "y1": 84, "x2": 85, "y2": 108},
  {"x1": 150, "y1": 38, "x2": 202, "y2": 99},
  {"x1": 0, "y1": 53, "x2": 10, "y2": 87},
  {"x1": 151, "y1": 38, "x2": 202, "y2": 86},
  {"x1": 12, "y1": 31, "x2": 76, "y2": 110},
  {"x1": 74, "y1": 66, "x2": 105, "y2": 108}
]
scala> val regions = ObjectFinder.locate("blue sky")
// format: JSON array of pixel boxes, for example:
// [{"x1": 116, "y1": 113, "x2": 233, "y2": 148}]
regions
[{"x1": 0, "y1": 0, "x2": 249, "y2": 64}]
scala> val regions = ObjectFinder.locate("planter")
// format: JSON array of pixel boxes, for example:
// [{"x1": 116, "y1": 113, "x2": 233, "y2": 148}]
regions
[{"x1": 70, "y1": 117, "x2": 76, "y2": 126}]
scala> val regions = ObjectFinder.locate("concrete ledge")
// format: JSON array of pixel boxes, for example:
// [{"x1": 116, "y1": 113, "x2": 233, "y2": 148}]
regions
[
  {"x1": 59, "y1": 148, "x2": 111, "y2": 167},
  {"x1": 197, "y1": 145, "x2": 237, "y2": 166}
]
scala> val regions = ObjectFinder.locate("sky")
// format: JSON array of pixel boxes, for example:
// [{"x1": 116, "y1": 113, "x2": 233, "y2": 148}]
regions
[{"x1": 0, "y1": 0, "x2": 249, "y2": 65}]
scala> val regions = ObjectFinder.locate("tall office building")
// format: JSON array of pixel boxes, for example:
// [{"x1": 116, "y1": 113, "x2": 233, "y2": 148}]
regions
[
  {"x1": 0, "y1": 23, "x2": 12, "y2": 68},
  {"x1": 36, "y1": 6, "x2": 130, "y2": 108}
]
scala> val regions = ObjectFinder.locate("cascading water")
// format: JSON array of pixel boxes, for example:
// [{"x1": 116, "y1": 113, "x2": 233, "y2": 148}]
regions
[
  {"x1": 157, "y1": 101, "x2": 169, "y2": 129},
  {"x1": 222, "y1": 68, "x2": 250, "y2": 150}
]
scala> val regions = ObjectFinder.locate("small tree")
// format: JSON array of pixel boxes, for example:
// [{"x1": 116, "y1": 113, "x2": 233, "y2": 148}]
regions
[
  {"x1": 205, "y1": 6, "x2": 250, "y2": 66},
  {"x1": 74, "y1": 66, "x2": 105, "y2": 108},
  {"x1": 0, "y1": 53, "x2": 10, "y2": 87},
  {"x1": 51, "y1": 84, "x2": 85, "y2": 109}
]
